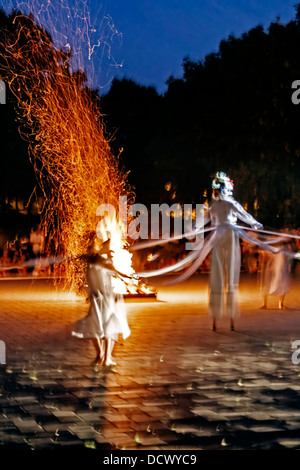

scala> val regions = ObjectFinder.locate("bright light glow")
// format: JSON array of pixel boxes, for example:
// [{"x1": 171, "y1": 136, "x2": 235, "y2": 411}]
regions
[
  {"x1": 96, "y1": 213, "x2": 153, "y2": 295},
  {"x1": 0, "y1": 5, "x2": 133, "y2": 295}
]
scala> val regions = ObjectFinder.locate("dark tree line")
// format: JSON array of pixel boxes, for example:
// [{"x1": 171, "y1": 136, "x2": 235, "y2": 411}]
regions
[
  {"x1": 0, "y1": 9, "x2": 42, "y2": 232},
  {"x1": 101, "y1": 6, "x2": 300, "y2": 228},
  {"x1": 2, "y1": 7, "x2": 300, "y2": 230}
]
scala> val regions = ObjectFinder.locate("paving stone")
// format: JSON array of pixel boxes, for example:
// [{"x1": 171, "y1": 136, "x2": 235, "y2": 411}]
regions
[
  {"x1": 67, "y1": 424, "x2": 101, "y2": 439},
  {"x1": 24, "y1": 436, "x2": 56, "y2": 449},
  {"x1": 12, "y1": 417, "x2": 43, "y2": 433},
  {"x1": 1, "y1": 276, "x2": 300, "y2": 450},
  {"x1": 75, "y1": 411, "x2": 103, "y2": 422},
  {"x1": 134, "y1": 434, "x2": 168, "y2": 446},
  {"x1": 51, "y1": 410, "x2": 83, "y2": 422},
  {"x1": 276, "y1": 438, "x2": 300, "y2": 448}
]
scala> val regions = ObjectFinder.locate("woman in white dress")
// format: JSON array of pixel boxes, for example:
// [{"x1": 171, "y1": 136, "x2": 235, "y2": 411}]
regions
[
  {"x1": 208, "y1": 172, "x2": 263, "y2": 331},
  {"x1": 259, "y1": 233, "x2": 293, "y2": 309},
  {"x1": 131, "y1": 172, "x2": 263, "y2": 331},
  {"x1": 129, "y1": 171, "x2": 300, "y2": 332},
  {"x1": 72, "y1": 237, "x2": 131, "y2": 366}
]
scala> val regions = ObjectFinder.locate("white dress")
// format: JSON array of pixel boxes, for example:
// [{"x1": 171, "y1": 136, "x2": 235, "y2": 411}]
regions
[
  {"x1": 209, "y1": 198, "x2": 262, "y2": 319},
  {"x1": 260, "y1": 249, "x2": 290, "y2": 297},
  {"x1": 72, "y1": 259, "x2": 131, "y2": 341}
]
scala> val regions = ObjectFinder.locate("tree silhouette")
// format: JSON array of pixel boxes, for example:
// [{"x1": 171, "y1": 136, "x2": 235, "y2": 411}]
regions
[
  {"x1": 2, "y1": 6, "x2": 300, "y2": 230},
  {"x1": 102, "y1": 6, "x2": 300, "y2": 228}
]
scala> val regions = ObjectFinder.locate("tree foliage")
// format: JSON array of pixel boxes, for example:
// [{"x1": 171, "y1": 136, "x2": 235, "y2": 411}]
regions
[
  {"x1": 101, "y1": 8, "x2": 300, "y2": 228},
  {"x1": 2, "y1": 7, "x2": 300, "y2": 229}
]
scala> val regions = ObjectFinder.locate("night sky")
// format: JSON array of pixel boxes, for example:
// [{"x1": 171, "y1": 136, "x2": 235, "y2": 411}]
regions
[
  {"x1": 0, "y1": 0, "x2": 298, "y2": 94},
  {"x1": 102, "y1": 0, "x2": 297, "y2": 94}
]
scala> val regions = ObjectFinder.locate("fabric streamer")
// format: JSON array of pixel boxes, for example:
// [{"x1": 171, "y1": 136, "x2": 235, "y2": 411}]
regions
[{"x1": 130, "y1": 218, "x2": 300, "y2": 287}]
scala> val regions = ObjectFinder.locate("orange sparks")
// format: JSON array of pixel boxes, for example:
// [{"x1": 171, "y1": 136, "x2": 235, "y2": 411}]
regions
[{"x1": 0, "y1": 9, "x2": 133, "y2": 294}]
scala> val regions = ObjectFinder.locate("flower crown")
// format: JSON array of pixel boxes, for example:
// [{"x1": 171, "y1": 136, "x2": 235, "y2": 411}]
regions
[{"x1": 212, "y1": 171, "x2": 234, "y2": 197}]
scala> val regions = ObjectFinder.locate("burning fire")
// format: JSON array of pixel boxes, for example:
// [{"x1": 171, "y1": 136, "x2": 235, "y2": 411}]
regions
[
  {"x1": 97, "y1": 213, "x2": 154, "y2": 295},
  {"x1": 0, "y1": 6, "x2": 137, "y2": 295}
]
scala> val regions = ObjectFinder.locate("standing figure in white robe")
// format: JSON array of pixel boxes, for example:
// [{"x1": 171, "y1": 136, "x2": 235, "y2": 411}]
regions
[
  {"x1": 259, "y1": 239, "x2": 291, "y2": 309},
  {"x1": 72, "y1": 238, "x2": 131, "y2": 366},
  {"x1": 209, "y1": 172, "x2": 263, "y2": 331}
]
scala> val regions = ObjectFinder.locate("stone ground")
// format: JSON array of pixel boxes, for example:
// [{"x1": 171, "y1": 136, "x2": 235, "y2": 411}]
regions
[{"x1": 0, "y1": 270, "x2": 299, "y2": 461}]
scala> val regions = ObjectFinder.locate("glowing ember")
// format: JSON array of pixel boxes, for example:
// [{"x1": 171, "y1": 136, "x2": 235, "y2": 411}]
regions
[
  {"x1": 0, "y1": 8, "x2": 134, "y2": 294},
  {"x1": 0, "y1": 4, "x2": 156, "y2": 297}
]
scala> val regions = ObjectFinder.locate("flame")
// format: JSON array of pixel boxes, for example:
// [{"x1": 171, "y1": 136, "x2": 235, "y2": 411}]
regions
[
  {"x1": 0, "y1": 3, "x2": 155, "y2": 298},
  {"x1": 0, "y1": 6, "x2": 133, "y2": 295},
  {"x1": 97, "y1": 213, "x2": 154, "y2": 295}
]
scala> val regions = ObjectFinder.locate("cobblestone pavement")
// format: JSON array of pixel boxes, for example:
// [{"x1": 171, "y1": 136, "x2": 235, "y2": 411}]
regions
[{"x1": 0, "y1": 272, "x2": 300, "y2": 455}]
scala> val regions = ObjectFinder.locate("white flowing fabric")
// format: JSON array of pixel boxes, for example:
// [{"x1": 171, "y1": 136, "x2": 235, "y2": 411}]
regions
[
  {"x1": 133, "y1": 198, "x2": 262, "y2": 290},
  {"x1": 259, "y1": 249, "x2": 291, "y2": 297},
  {"x1": 72, "y1": 261, "x2": 131, "y2": 341},
  {"x1": 207, "y1": 197, "x2": 262, "y2": 319},
  {"x1": 131, "y1": 196, "x2": 300, "y2": 318}
]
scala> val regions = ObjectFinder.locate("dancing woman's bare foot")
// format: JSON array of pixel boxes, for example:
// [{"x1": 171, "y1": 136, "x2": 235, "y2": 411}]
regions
[
  {"x1": 259, "y1": 305, "x2": 267, "y2": 310},
  {"x1": 103, "y1": 358, "x2": 117, "y2": 367},
  {"x1": 212, "y1": 319, "x2": 216, "y2": 331},
  {"x1": 91, "y1": 338, "x2": 105, "y2": 365},
  {"x1": 92, "y1": 354, "x2": 104, "y2": 365}
]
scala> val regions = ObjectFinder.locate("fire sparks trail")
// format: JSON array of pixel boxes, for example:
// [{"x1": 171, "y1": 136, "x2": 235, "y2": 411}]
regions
[
  {"x1": 1, "y1": 0, "x2": 124, "y2": 91},
  {"x1": 0, "y1": 6, "x2": 133, "y2": 294}
]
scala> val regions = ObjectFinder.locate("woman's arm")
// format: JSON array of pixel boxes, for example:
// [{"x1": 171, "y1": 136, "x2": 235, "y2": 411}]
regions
[{"x1": 230, "y1": 198, "x2": 263, "y2": 229}]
